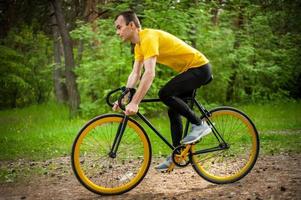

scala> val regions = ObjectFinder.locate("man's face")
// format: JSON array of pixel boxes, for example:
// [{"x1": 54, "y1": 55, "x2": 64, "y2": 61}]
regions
[{"x1": 115, "y1": 15, "x2": 133, "y2": 42}]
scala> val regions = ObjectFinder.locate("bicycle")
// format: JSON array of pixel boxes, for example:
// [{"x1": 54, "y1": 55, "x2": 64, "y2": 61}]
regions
[{"x1": 71, "y1": 85, "x2": 260, "y2": 195}]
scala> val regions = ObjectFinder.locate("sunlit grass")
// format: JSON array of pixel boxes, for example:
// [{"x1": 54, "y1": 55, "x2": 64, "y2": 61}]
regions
[
  {"x1": 0, "y1": 101, "x2": 300, "y2": 162},
  {"x1": 238, "y1": 101, "x2": 301, "y2": 131},
  {"x1": 0, "y1": 101, "x2": 300, "y2": 183},
  {"x1": 0, "y1": 102, "x2": 85, "y2": 161}
]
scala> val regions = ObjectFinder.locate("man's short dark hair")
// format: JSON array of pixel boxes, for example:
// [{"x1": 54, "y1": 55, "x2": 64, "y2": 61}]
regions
[{"x1": 115, "y1": 11, "x2": 141, "y2": 28}]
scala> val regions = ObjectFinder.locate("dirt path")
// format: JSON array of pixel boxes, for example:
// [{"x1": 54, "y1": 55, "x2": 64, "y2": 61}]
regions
[{"x1": 0, "y1": 154, "x2": 300, "y2": 200}]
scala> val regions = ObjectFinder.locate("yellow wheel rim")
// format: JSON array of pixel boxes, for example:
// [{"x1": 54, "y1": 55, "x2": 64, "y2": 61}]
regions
[
  {"x1": 191, "y1": 109, "x2": 259, "y2": 183},
  {"x1": 73, "y1": 116, "x2": 150, "y2": 194}
]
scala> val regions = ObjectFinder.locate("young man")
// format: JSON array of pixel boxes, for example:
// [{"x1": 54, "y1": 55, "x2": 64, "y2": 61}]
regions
[{"x1": 113, "y1": 11, "x2": 212, "y2": 172}]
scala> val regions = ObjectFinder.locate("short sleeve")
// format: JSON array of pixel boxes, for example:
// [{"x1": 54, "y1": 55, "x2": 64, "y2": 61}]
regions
[
  {"x1": 140, "y1": 34, "x2": 159, "y2": 60},
  {"x1": 134, "y1": 44, "x2": 143, "y2": 61}
]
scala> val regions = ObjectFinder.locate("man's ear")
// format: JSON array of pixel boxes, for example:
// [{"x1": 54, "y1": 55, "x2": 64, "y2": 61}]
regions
[{"x1": 129, "y1": 21, "x2": 135, "y2": 28}]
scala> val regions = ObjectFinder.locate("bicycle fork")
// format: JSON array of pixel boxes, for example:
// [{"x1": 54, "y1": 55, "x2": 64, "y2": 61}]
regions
[{"x1": 109, "y1": 115, "x2": 128, "y2": 158}]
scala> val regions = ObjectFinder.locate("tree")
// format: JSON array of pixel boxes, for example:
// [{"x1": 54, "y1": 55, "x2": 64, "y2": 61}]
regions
[
  {"x1": 226, "y1": 2, "x2": 245, "y2": 102},
  {"x1": 50, "y1": 0, "x2": 80, "y2": 116},
  {"x1": 50, "y1": 3, "x2": 68, "y2": 104},
  {"x1": 0, "y1": 26, "x2": 52, "y2": 108}
]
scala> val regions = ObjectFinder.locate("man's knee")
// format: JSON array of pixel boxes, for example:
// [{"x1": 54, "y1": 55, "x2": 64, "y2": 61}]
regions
[
  {"x1": 158, "y1": 87, "x2": 170, "y2": 101},
  {"x1": 167, "y1": 108, "x2": 176, "y2": 117}
]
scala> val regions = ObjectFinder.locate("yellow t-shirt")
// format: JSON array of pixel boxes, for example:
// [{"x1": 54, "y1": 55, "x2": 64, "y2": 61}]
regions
[{"x1": 134, "y1": 28, "x2": 209, "y2": 73}]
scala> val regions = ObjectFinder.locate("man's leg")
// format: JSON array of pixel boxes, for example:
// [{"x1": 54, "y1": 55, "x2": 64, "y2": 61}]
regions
[
  {"x1": 167, "y1": 91, "x2": 194, "y2": 147},
  {"x1": 159, "y1": 64, "x2": 212, "y2": 126},
  {"x1": 155, "y1": 64, "x2": 212, "y2": 172},
  {"x1": 168, "y1": 108, "x2": 183, "y2": 147}
]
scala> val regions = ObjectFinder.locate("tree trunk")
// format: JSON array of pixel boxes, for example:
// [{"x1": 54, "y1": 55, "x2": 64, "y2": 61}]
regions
[
  {"x1": 84, "y1": 0, "x2": 100, "y2": 46},
  {"x1": 211, "y1": 3, "x2": 219, "y2": 25},
  {"x1": 226, "y1": 7, "x2": 244, "y2": 102},
  {"x1": 0, "y1": 0, "x2": 16, "y2": 39},
  {"x1": 188, "y1": 0, "x2": 199, "y2": 48},
  {"x1": 76, "y1": 0, "x2": 100, "y2": 66},
  {"x1": 50, "y1": 3, "x2": 68, "y2": 104},
  {"x1": 51, "y1": 0, "x2": 80, "y2": 117}
]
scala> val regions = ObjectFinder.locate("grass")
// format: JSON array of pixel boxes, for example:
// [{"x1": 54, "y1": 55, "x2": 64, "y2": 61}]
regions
[
  {"x1": 139, "y1": 101, "x2": 301, "y2": 156},
  {"x1": 238, "y1": 102, "x2": 301, "y2": 131},
  {"x1": 0, "y1": 101, "x2": 300, "y2": 183},
  {"x1": 0, "y1": 102, "x2": 85, "y2": 161},
  {"x1": 0, "y1": 101, "x2": 300, "y2": 161},
  {"x1": 237, "y1": 102, "x2": 301, "y2": 154}
]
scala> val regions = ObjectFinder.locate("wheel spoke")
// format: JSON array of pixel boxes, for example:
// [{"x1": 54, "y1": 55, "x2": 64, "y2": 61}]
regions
[
  {"x1": 72, "y1": 115, "x2": 150, "y2": 195},
  {"x1": 192, "y1": 108, "x2": 259, "y2": 183}
]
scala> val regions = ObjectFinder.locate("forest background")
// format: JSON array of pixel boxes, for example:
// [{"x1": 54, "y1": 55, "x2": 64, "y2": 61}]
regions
[
  {"x1": 1, "y1": 0, "x2": 300, "y2": 118},
  {"x1": 1, "y1": 1, "x2": 301, "y2": 195}
]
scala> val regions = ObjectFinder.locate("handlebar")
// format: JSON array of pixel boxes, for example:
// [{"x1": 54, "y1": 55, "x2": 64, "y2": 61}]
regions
[
  {"x1": 106, "y1": 87, "x2": 136, "y2": 110},
  {"x1": 106, "y1": 87, "x2": 124, "y2": 107}
]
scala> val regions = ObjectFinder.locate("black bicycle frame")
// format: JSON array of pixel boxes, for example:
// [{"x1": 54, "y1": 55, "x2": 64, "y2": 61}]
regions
[
  {"x1": 109, "y1": 115, "x2": 129, "y2": 158},
  {"x1": 108, "y1": 89, "x2": 228, "y2": 157}
]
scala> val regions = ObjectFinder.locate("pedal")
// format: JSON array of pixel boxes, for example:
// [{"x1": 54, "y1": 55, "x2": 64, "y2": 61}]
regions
[{"x1": 167, "y1": 163, "x2": 175, "y2": 173}]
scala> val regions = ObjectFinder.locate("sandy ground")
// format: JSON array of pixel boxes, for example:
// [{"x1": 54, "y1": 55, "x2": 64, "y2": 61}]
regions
[{"x1": 0, "y1": 154, "x2": 300, "y2": 200}]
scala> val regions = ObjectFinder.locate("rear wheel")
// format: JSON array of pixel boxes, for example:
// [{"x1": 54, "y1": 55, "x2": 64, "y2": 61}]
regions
[
  {"x1": 190, "y1": 107, "x2": 259, "y2": 184},
  {"x1": 71, "y1": 114, "x2": 151, "y2": 195}
]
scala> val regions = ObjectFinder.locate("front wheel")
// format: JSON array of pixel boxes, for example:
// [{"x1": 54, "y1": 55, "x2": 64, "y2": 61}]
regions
[
  {"x1": 190, "y1": 107, "x2": 259, "y2": 184},
  {"x1": 71, "y1": 114, "x2": 151, "y2": 195}
]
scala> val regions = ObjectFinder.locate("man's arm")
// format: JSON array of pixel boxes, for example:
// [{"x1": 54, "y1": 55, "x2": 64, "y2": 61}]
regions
[
  {"x1": 125, "y1": 56, "x2": 156, "y2": 115},
  {"x1": 131, "y1": 56, "x2": 156, "y2": 104},
  {"x1": 126, "y1": 60, "x2": 143, "y2": 88},
  {"x1": 112, "y1": 60, "x2": 143, "y2": 111}
]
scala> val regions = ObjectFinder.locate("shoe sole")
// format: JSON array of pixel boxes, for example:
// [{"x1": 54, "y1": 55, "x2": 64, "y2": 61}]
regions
[
  {"x1": 155, "y1": 168, "x2": 170, "y2": 173},
  {"x1": 155, "y1": 164, "x2": 184, "y2": 173},
  {"x1": 181, "y1": 128, "x2": 212, "y2": 145}
]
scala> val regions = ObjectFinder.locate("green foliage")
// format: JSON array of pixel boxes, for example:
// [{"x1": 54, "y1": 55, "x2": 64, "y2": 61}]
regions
[
  {"x1": 1, "y1": 0, "x2": 299, "y2": 115},
  {"x1": 68, "y1": 0, "x2": 300, "y2": 116},
  {"x1": 0, "y1": 25, "x2": 52, "y2": 109},
  {"x1": 71, "y1": 19, "x2": 133, "y2": 117}
]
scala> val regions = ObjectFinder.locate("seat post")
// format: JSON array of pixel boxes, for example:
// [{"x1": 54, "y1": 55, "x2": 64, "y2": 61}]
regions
[
  {"x1": 191, "y1": 89, "x2": 197, "y2": 99},
  {"x1": 188, "y1": 89, "x2": 197, "y2": 110}
]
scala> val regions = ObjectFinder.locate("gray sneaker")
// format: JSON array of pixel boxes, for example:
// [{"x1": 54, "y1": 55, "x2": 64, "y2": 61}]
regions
[
  {"x1": 181, "y1": 121, "x2": 212, "y2": 144},
  {"x1": 155, "y1": 156, "x2": 173, "y2": 172}
]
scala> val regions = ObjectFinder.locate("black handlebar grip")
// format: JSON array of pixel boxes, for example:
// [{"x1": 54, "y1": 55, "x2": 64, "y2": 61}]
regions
[
  {"x1": 106, "y1": 87, "x2": 126, "y2": 107},
  {"x1": 117, "y1": 88, "x2": 136, "y2": 110}
]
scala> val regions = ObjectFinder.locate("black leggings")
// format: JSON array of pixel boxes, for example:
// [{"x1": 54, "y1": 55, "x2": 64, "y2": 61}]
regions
[{"x1": 158, "y1": 63, "x2": 212, "y2": 147}]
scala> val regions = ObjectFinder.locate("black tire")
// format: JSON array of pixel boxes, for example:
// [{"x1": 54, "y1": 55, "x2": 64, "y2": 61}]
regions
[
  {"x1": 71, "y1": 114, "x2": 152, "y2": 195},
  {"x1": 190, "y1": 107, "x2": 260, "y2": 184}
]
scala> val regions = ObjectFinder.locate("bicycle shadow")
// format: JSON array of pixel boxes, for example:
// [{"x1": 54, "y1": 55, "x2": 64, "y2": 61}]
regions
[{"x1": 86, "y1": 184, "x2": 221, "y2": 200}]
